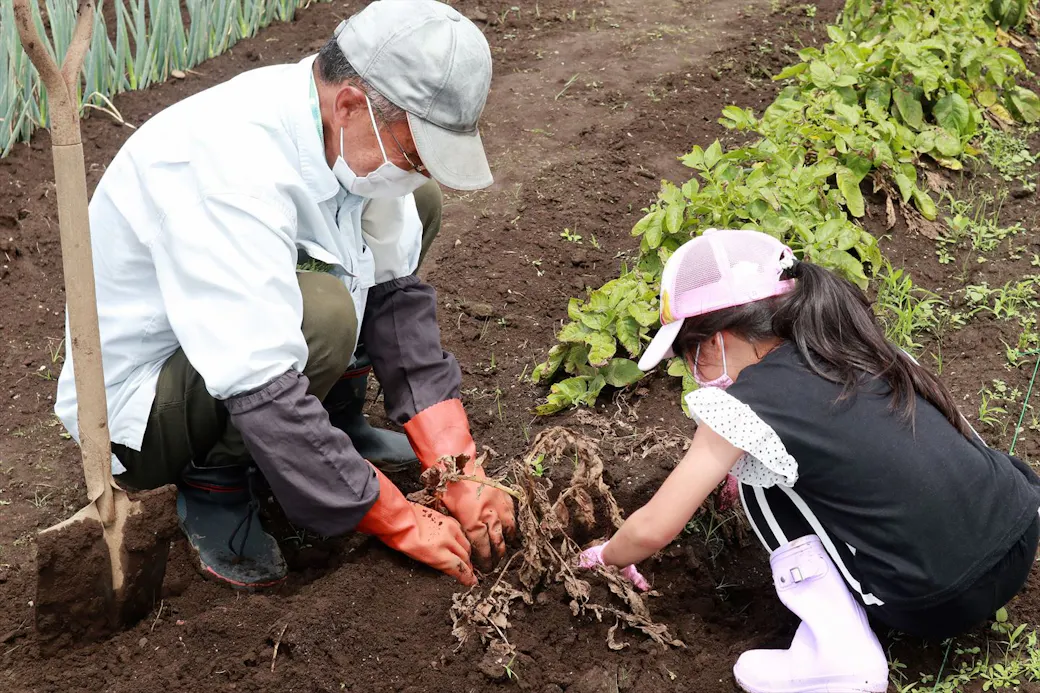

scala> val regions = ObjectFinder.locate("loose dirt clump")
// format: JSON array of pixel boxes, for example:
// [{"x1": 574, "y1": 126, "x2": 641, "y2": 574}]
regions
[{"x1": 440, "y1": 427, "x2": 684, "y2": 670}]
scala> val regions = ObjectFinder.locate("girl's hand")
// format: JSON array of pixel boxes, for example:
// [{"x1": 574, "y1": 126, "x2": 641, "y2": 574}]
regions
[
  {"x1": 718, "y1": 474, "x2": 740, "y2": 512},
  {"x1": 577, "y1": 543, "x2": 651, "y2": 591}
]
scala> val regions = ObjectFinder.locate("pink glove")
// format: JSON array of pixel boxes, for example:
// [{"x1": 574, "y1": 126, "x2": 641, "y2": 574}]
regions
[
  {"x1": 578, "y1": 543, "x2": 650, "y2": 591},
  {"x1": 718, "y1": 474, "x2": 740, "y2": 512}
]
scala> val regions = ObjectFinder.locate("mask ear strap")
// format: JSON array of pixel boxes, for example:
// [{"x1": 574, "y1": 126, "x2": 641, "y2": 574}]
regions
[
  {"x1": 718, "y1": 333, "x2": 727, "y2": 374},
  {"x1": 363, "y1": 95, "x2": 389, "y2": 163}
]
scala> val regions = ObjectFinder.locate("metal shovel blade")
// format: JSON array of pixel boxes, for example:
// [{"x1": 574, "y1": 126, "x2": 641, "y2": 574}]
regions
[{"x1": 33, "y1": 484, "x2": 178, "y2": 654}]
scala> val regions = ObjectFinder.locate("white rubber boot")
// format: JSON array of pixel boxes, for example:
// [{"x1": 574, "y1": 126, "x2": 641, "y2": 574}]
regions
[{"x1": 734, "y1": 535, "x2": 889, "y2": 693}]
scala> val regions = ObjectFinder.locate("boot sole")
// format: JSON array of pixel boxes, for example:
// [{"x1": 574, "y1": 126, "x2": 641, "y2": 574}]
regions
[
  {"x1": 735, "y1": 674, "x2": 888, "y2": 693},
  {"x1": 178, "y1": 519, "x2": 288, "y2": 591},
  {"x1": 199, "y1": 562, "x2": 287, "y2": 590}
]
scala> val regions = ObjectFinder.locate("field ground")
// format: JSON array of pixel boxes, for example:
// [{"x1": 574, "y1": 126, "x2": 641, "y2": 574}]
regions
[{"x1": 1, "y1": 0, "x2": 1039, "y2": 691}]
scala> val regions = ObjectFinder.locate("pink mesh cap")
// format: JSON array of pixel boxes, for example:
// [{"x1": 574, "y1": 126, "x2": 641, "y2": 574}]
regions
[{"x1": 637, "y1": 228, "x2": 796, "y2": 371}]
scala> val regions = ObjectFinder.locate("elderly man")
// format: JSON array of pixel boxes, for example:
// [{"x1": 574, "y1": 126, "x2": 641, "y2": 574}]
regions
[{"x1": 54, "y1": 0, "x2": 515, "y2": 588}]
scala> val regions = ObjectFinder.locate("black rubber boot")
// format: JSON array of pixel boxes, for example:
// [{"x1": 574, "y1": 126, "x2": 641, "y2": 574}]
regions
[
  {"x1": 325, "y1": 351, "x2": 418, "y2": 473},
  {"x1": 176, "y1": 464, "x2": 288, "y2": 589}
]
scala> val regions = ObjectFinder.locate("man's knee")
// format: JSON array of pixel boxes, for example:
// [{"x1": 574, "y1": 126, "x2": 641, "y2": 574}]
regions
[
  {"x1": 413, "y1": 179, "x2": 442, "y2": 267},
  {"x1": 298, "y1": 272, "x2": 357, "y2": 380}
]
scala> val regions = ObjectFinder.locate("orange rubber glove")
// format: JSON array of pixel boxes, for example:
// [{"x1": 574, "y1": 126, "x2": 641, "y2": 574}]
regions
[
  {"x1": 356, "y1": 462, "x2": 476, "y2": 586},
  {"x1": 404, "y1": 399, "x2": 516, "y2": 569}
]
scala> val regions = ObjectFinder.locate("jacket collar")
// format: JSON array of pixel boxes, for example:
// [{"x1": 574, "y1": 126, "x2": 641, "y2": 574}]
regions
[{"x1": 290, "y1": 55, "x2": 341, "y2": 204}]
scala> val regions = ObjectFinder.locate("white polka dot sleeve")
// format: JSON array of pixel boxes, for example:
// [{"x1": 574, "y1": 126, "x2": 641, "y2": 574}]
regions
[{"x1": 684, "y1": 387, "x2": 799, "y2": 488}]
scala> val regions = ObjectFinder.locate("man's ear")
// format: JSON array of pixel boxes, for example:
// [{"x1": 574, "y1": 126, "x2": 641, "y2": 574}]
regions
[{"x1": 330, "y1": 83, "x2": 368, "y2": 129}]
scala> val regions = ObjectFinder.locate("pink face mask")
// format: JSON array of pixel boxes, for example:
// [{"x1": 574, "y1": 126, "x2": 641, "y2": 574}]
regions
[{"x1": 693, "y1": 334, "x2": 733, "y2": 389}]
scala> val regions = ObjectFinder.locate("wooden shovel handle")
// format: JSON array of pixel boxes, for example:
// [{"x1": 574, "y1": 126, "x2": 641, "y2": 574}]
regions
[{"x1": 13, "y1": 0, "x2": 116, "y2": 526}]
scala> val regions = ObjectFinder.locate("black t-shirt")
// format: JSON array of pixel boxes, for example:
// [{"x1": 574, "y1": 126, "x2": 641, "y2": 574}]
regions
[{"x1": 725, "y1": 342, "x2": 1040, "y2": 608}]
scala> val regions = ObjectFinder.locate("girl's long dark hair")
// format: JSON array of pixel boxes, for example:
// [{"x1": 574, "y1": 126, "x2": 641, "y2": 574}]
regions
[{"x1": 673, "y1": 260, "x2": 972, "y2": 438}]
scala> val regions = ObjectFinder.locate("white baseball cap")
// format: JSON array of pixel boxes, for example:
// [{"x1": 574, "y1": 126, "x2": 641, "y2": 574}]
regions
[{"x1": 334, "y1": 0, "x2": 493, "y2": 190}]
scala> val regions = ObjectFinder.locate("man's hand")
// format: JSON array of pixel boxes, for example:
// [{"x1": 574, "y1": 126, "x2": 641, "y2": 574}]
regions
[
  {"x1": 404, "y1": 399, "x2": 517, "y2": 570},
  {"x1": 396, "y1": 502, "x2": 477, "y2": 586},
  {"x1": 356, "y1": 463, "x2": 477, "y2": 586},
  {"x1": 441, "y1": 454, "x2": 516, "y2": 568}
]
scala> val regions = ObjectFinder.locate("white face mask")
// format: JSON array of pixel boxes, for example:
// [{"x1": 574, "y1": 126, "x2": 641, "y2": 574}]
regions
[{"x1": 333, "y1": 95, "x2": 428, "y2": 199}]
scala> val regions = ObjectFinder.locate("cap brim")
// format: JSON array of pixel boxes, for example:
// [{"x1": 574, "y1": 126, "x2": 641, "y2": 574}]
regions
[
  {"x1": 408, "y1": 112, "x2": 492, "y2": 191},
  {"x1": 637, "y1": 319, "x2": 684, "y2": 371}
]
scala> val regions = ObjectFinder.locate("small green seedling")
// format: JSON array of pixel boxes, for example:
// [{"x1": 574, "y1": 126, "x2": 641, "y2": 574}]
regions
[{"x1": 560, "y1": 228, "x2": 582, "y2": 244}]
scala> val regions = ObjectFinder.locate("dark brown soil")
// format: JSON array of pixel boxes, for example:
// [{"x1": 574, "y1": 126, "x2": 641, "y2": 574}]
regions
[{"x1": 1, "y1": 0, "x2": 1037, "y2": 691}]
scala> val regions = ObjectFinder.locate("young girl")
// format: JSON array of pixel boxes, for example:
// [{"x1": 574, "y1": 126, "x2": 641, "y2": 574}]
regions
[{"x1": 578, "y1": 229, "x2": 1040, "y2": 693}]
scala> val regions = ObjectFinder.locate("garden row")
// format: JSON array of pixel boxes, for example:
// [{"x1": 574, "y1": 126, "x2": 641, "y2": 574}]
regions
[{"x1": 0, "y1": 0, "x2": 326, "y2": 156}]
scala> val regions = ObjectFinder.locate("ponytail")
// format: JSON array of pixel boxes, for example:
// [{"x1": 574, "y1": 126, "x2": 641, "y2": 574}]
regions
[
  {"x1": 674, "y1": 261, "x2": 973, "y2": 439},
  {"x1": 773, "y1": 262, "x2": 971, "y2": 437}
]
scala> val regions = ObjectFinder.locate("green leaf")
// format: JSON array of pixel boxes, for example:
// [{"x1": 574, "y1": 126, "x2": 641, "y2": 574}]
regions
[
  {"x1": 587, "y1": 289, "x2": 612, "y2": 313},
  {"x1": 934, "y1": 130, "x2": 962, "y2": 157},
  {"x1": 665, "y1": 203, "x2": 685, "y2": 234},
  {"x1": 893, "y1": 87, "x2": 924, "y2": 130},
  {"x1": 531, "y1": 345, "x2": 567, "y2": 384},
  {"x1": 631, "y1": 209, "x2": 658, "y2": 237},
  {"x1": 567, "y1": 298, "x2": 583, "y2": 322},
  {"x1": 844, "y1": 154, "x2": 873, "y2": 183},
  {"x1": 892, "y1": 14, "x2": 913, "y2": 37},
  {"x1": 893, "y1": 173, "x2": 914, "y2": 203},
  {"x1": 748, "y1": 198, "x2": 770, "y2": 220},
  {"x1": 703, "y1": 141, "x2": 724, "y2": 170},
  {"x1": 563, "y1": 344, "x2": 591, "y2": 375},
  {"x1": 554, "y1": 377, "x2": 588, "y2": 402},
  {"x1": 773, "y1": 62, "x2": 808, "y2": 80},
  {"x1": 580, "y1": 310, "x2": 615, "y2": 331},
  {"x1": 586, "y1": 332, "x2": 617, "y2": 367},
  {"x1": 680, "y1": 146, "x2": 705, "y2": 170},
  {"x1": 602, "y1": 359, "x2": 645, "y2": 387},
  {"x1": 582, "y1": 375, "x2": 607, "y2": 406},
  {"x1": 836, "y1": 168, "x2": 865, "y2": 218},
  {"x1": 835, "y1": 225, "x2": 860, "y2": 251},
  {"x1": 815, "y1": 218, "x2": 845, "y2": 244},
  {"x1": 977, "y1": 90, "x2": 998, "y2": 108},
  {"x1": 644, "y1": 211, "x2": 665, "y2": 249},
  {"x1": 681, "y1": 179, "x2": 700, "y2": 199},
  {"x1": 720, "y1": 105, "x2": 755, "y2": 129},
  {"x1": 912, "y1": 187, "x2": 938, "y2": 220},
  {"x1": 915, "y1": 129, "x2": 937, "y2": 154},
  {"x1": 934, "y1": 93, "x2": 971, "y2": 135},
  {"x1": 819, "y1": 248, "x2": 868, "y2": 288},
  {"x1": 1008, "y1": 86, "x2": 1040, "y2": 124},
  {"x1": 616, "y1": 316, "x2": 642, "y2": 356},
  {"x1": 809, "y1": 61, "x2": 836, "y2": 88},
  {"x1": 544, "y1": 377, "x2": 588, "y2": 411},
  {"x1": 832, "y1": 101, "x2": 860, "y2": 125},
  {"x1": 934, "y1": 156, "x2": 963, "y2": 171},
  {"x1": 865, "y1": 80, "x2": 892, "y2": 111},
  {"x1": 666, "y1": 357, "x2": 690, "y2": 378},
  {"x1": 627, "y1": 302, "x2": 660, "y2": 328},
  {"x1": 558, "y1": 321, "x2": 592, "y2": 343},
  {"x1": 534, "y1": 392, "x2": 571, "y2": 416},
  {"x1": 988, "y1": 0, "x2": 1027, "y2": 28}
]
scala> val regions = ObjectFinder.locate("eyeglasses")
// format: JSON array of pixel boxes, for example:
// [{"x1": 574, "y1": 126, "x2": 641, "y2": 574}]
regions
[{"x1": 368, "y1": 95, "x2": 427, "y2": 175}]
